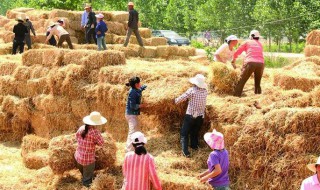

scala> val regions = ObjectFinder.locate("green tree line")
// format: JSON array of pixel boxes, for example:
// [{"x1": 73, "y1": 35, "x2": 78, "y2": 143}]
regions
[{"x1": 1, "y1": 0, "x2": 319, "y2": 51}]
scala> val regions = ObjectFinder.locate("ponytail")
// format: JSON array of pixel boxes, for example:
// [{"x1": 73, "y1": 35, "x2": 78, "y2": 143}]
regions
[
  {"x1": 81, "y1": 124, "x2": 90, "y2": 139},
  {"x1": 133, "y1": 143, "x2": 147, "y2": 155}
]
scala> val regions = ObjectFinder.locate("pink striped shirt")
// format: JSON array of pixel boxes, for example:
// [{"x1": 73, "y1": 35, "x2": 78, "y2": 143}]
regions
[
  {"x1": 233, "y1": 39, "x2": 264, "y2": 64},
  {"x1": 123, "y1": 152, "x2": 162, "y2": 190}
]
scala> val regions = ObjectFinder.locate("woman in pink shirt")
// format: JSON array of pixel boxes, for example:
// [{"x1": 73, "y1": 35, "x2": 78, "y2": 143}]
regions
[
  {"x1": 122, "y1": 132, "x2": 162, "y2": 190},
  {"x1": 301, "y1": 156, "x2": 320, "y2": 190},
  {"x1": 232, "y1": 30, "x2": 264, "y2": 97}
]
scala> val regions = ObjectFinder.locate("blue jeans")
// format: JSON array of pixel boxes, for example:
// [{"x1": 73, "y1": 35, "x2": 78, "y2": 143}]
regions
[
  {"x1": 180, "y1": 114, "x2": 203, "y2": 155},
  {"x1": 214, "y1": 186, "x2": 231, "y2": 190},
  {"x1": 97, "y1": 36, "x2": 107, "y2": 51}
]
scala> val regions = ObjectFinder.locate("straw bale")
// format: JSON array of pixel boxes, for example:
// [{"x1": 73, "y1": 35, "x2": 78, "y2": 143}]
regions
[
  {"x1": 111, "y1": 44, "x2": 140, "y2": 58},
  {"x1": 90, "y1": 173, "x2": 116, "y2": 190},
  {"x1": 0, "y1": 76, "x2": 17, "y2": 95},
  {"x1": 99, "y1": 11, "x2": 113, "y2": 21},
  {"x1": 32, "y1": 43, "x2": 56, "y2": 49},
  {"x1": 176, "y1": 46, "x2": 196, "y2": 57},
  {"x1": 222, "y1": 124, "x2": 242, "y2": 147},
  {"x1": 27, "y1": 10, "x2": 50, "y2": 21},
  {"x1": 70, "y1": 36, "x2": 78, "y2": 44},
  {"x1": 284, "y1": 56, "x2": 320, "y2": 70},
  {"x1": 106, "y1": 22, "x2": 126, "y2": 36},
  {"x1": 0, "y1": 61, "x2": 19, "y2": 76},
  {"x1": 2, "y1": 32, "x2": 14, "y2": 43},
  {"x1": 82, "y1": 50, "x2": 126, "y2": 69},
  {"x1": 139, "y1": 28, "x2": 152, "y2": 38},
  {"x1": 2, "y1": 95, "x2": 31, "y2": 121},
  {"x1": 159, "y1": 173, "x2": 210, "y2": 190},
  {"x1": 156, "y1": 46, "x2": 170, "y2": 58},
  {"x1": 311, "y1": 86, "x2": 320, "y2": 106},
  {"x1": 0, "y1": 111, "x2": 11, "y2": 131},
  {"x1": 32, "y1": 19, "x2": 47, "y2": 29},
  {"x1": 129, "y1": 36, "x2": 147, "y2": 45},
  {"x1": 29, "y1": 65, "x2": 50, "y2": 78},
  {"x1": 11, "y1": 8, "x2": 35, "y2": 13},
  {"x1": 26, "y1": 78, "x2": 50, "y2": 96},
  {"x1": 71, "y1": 99, "x2": 89, "y2": 118},
  {"x1": 113, "y1": 35, "x2": 125, "y2": 44},
  {"x1": 23, "y1": 149, "x2": 49, "y2": 169},
  {"x1": 306, "y1": 30, "x2": 320, "y2": 46},
  {"x1": 305, "y1": 45, "x2": 320, "y2": 57},
  {"x1": 105, "y1": 33, "x2": 114, "y2": 44},
  {"x1": 13, "y1": 66, "x2": 31, "y2": 81},
  {"x1": 95, "y1": 133, "x2": 117, "y2": 170},
  {"x1": 0, "y1": 43, "x2": 13, "y2": 55},
  {"x1": 140, "y1": 46, "x2": 157, "y2": 58},
  {"x1": 68, "y1": 21, "x2": 82, "y2": 31},
  {"x1": 110, "y1": 11, "x2": 128, "y2": 22},
  {"x1": 22, "y1": 49, "x2": 67, "y2": 67},
  {"x1": 49, "y1": 9, "x2": 76, "y2": 20},
  {"x1": 4, "y1": 20, "x2": 17, "y2": 31},
  {"x1": 208, "y1": 62, "x2": 240, "y2": 94},
  {"x1": 0, "y1": 17, "x2": 11, "y2": 26},
  {"x1": 63, "y1": 50, "x2": 92, "y2": 65},
  {"x1": 72, "y1": 44, "x2": 97, "y2": 50},
  {"x1": 10, "y1": 116, "x2": 30, "y2": 140},
  {"x1": 147, "y1": 37, "x2": 168, "y2": 46},
  {"x1": 33, "y1": 94, "x2": 71, "y2": 114},
  {"x1": 31, "y1": 34, "x2": 48, "y2": 43},
  {"x1": 6, "y1": 10, "x2": 21, "y2": 19},
  {"x1": 21, "y1": 134, "x2": 49, "y2": 157}
]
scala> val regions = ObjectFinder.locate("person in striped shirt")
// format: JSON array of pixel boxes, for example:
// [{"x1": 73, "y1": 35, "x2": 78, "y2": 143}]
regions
[
  {"x1": 74, "y1": 111, "x2": 107, "y2": 187},
  {"x1": 175, "y1": 74, "x2": 208, "y2": 157},
  {"x1": 122, "y1": 132, "x2": 162, "y2": 190}
]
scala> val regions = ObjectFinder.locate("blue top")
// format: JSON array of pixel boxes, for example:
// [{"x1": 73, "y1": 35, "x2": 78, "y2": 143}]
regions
[
  {"x1": 207, "y1": 149, "x2": 230, "y2": 188},
  {"x1": 126, "y1": 88, "x2": 143, "y2": 115},
  {"x1": 81, "y1": 11, "x2": 88, "y2": 27},
  {"x1": 95, "y1": 20, "x2": 108, "y2": 38}
]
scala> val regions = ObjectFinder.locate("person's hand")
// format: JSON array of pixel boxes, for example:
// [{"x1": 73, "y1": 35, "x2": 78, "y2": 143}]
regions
[
  {"x1": 139, "y1": 104, "x2": 147, "y2": 108},
  {"x1": 45, "y1": 40, "x2": 48, "y2": 44},
  {"x1": 97, "y1": 31, "x2": 101, "y2": 35},
  {"x1": 140, "y1": 85, "x2": 147, "y2": 91},
  {"x1": 199, "y1": 177, "x2": 207, "y2": 184}
]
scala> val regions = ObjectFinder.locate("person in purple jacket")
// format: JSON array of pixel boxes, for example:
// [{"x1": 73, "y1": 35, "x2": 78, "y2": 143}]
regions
[
  {"x1": 95, "y1": 13, "x2": 108, "y2": 51},
  {"x1": 198, "y1": 129, "x2": 230, "y2": 190}
]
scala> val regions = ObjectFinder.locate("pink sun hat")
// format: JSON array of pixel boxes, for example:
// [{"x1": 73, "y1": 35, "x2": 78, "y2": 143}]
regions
[{"x1": 204, "y1": 129, "x2": 225, "y2": 150}]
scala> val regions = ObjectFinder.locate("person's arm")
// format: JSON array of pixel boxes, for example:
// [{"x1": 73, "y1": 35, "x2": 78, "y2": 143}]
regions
[
  {"x1": 232, "y1": 42, "x2": 247, "y2": 63},
  {"x1": 81, "y1": 12, "x2": 85, "y2": 27},
  {"x1": 46, "y1": 26, "x2": 56, "y2": 42},
  {"x1": 175, "y1": 88, "x2": 192, "y2": 104},
  {"x1": 94, "y1": 130, "x2": 104, "y2": 146},
  {"x1": 148, "y1": 156, "x2": 162, "y2": 190},
  {"x1": 30, "y1": 22, "x2": 36, "y2": 36},
  {"x1": 200, "y1": 164, "x2": 222, "y2": 183},
  {"x1": 128, "y1": 11, "x2": 133, "y2": 27},
  {"x1": 24, "y1": 25, "x2": 28, "y2": 34},
  {"x1": 95, "y1": 23, "x2": 101, "y2": 34},
  {"x1": 198, "y1": 169, "x2": 210, "y2": 179},
  {"x1": 13, "y1": 25, "x2": 17, "y2": 34}
]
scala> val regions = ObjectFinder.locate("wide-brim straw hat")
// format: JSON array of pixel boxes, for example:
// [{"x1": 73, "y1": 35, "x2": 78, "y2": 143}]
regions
[
  {"x1": 128, "y1": 2, "x2": 134, "y2": 6},
  {"x1": 131, "y1": 131, "x2": 147, "y2": 144},
  {"x1": 84, "y1": 3, "x2": 92, "y2": 9},
  {"x1": 307, "y1": 156, "x2": 320, "y2": 173},
  {"x1": 16, "y1": 14, "x2": 26, "y2": 22},
  {"x1": 83, "y1": 111, "x2": 107, "y2": 126},
  {"x1": 189, "y1": 74, "x2": 207, "y2": 89},
  {"x1": 95, "y1": 13, "x2": 104, "y2": 19},
  {"x1": 204, "y1": 129, "x2": 225, "y2": 150}
]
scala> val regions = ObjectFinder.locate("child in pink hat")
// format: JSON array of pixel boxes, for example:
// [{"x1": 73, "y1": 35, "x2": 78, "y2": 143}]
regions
[{"x1": 198, "y1": 129, "x2": 230, "y2": 190}]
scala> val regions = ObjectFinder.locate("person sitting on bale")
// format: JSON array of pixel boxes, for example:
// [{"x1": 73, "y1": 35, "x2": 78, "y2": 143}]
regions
[
  {"x1": 301, "y1": 156, "x2": 320, "y2": 190},
  {"x1": 232, "y1": 30, "x2": 264, "y2": 97},
  {"x1": 198, "y1": 129, "x2": 230, "y2": 190},
  {"x1": 74, "y1": 111, "x2": 107, "y2": 187},
  {"x1": 122, "y1": 131, "x2": 162, "y2": 190},
  {"x1": 125, "y1": 77, "x2": 147, "y2": 152},
  {"x1": 45, "y1": 21, "x2": 73, "y2": 49},
  {"x1": 214, "y1": 35, "x2": 239, "y2": 68},
  {"x1": 175, "y1": 74, "x2": 208, "y2": 158}
]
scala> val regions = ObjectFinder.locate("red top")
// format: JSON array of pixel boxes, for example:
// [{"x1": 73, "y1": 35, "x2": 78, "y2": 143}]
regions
[
  {"x1": 234, "y1": 39, "x2": 264, "y2": 64},
  {"x1": 74, "y1": 125, "x2": 104, "y2": 166}
]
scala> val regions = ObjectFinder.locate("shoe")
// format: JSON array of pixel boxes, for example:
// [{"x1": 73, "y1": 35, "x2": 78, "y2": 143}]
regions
[{"x1": 182, "y1": 151, "x2": 191, "y2": 158}]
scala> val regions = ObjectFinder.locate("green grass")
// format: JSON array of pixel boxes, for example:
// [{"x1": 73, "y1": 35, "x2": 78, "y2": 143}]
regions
[
  {"x1": 264, "y1": 56, "x2": 291, "y2": 68},
  {"x1": 263, "y1": 42, "x2": 305, "y2": 53}
]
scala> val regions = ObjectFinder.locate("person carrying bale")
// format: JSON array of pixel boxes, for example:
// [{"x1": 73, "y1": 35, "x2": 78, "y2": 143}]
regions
[
  {"x1": 12, "y1": 15, "x2": 28, "y2": 54},
  {"x1": 45, "y1": 21, "x2": 74, "y2": 49},
  {"x1": 46, "y1": 25, "x2": 57, "y2": 46},
  {"x1": 124, "y1": 2, "x2": 144, "y2": 47},
  {"x1": 198, "y1": 129, "x2": 230, "y2": 190},
  {"x1": 175, "y1": 74, "x2": 208, "y2": 157},
  {"x1": 214, "y1": 35, "x2": 238, "y2": 68},
  {"x1": 84, "y1": 3, "x2": 97, "y2": 44},
  {"x1": 125, "y1": 77, "x2": 147, "y2": 152},
  {"x1": 300, "y1": 156, "x2": 320, "y2": 189},
  {"x1": 122, "y1": 131, "x2": 162, "y2": 190},
  {"x1": 95, "y1": 13, "x2": 108, "y2": 51},
  {"x1": 74, "y1": 111, "x2": 107, "y2": 188},
  {"x1": 24, "y1": 16, "x2": 36, "y2": 50},
  {"x1": 231, "y1": 30, "x2": 264, "y2": 97}
]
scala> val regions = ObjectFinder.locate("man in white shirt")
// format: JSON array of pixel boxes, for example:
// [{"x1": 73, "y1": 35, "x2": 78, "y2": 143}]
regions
[{"x1": 45, "y1": 21, "x2": 73, "y2": 49}]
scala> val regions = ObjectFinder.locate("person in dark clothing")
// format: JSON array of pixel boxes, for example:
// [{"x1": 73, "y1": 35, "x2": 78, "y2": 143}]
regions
[
  {"x1": 124, "y1": 2, "x2": 144, "y2": 47},
  {"x1": 12, "y1": 17, "x2": 28, "y2": 54},
  {"x1": 85, "y1": 4, "x2": 97, "y2": 44},
  {"x1": 24, "y1": 16, "x2": 36, "y2": 50},
  {"x1": 46, "y1": 25, "x2": 57, "y2": 46}
]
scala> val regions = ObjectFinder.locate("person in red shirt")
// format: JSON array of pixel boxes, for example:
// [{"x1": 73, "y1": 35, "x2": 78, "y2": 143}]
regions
[{"x1": 74, "y1": 111, "x2": 107, "y2": 187}]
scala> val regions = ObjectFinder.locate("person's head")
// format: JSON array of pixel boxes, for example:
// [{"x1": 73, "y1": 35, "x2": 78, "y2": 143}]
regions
[
  {"x1": 84, "y1": 3, "x2": 92, "y2": 12},
  {"x1": 81, "y1": 111, "x2": 107, "y2": 139},
  {"x1": 204, "y1": 129, "x2": 225, "y2": 150},
  {"x1": 95, "y1": 13, "x2": 104, "y2": 22},
  {"x1": 126, "y1": 76, "x2": 141, "y2": 89},
  {"x1": 307, "y1": 156, "x2": 320, "y2": 174},
  {"x1": 131, "y1": 132, "x2": 147, "y2": 155},
  {"x1": 189, "y1": 74, "x2": 207, "y2": 89},
  {"x1": 225, "y1": 35, "x2": 238, "y2": 48},
  {"x1": 249, "y1": 30, "x2": 261, "y2": 40},
  {"x1": 26, "y1": 16, "x2": 29, "y2": 21},
  {"x1": 128, "y1": 2, "x2": 134, "y2": 10}
]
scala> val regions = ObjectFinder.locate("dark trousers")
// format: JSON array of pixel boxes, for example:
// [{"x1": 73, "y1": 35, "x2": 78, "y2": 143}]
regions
[
  {"x1": 124, "y1": 28, "x2": 144, "y2": 47},
  {"x1": 180, "y1": 114, "x2": 203, "y2": 155},
  {"x1": 25, "y1": 35, "x2": 32, "y2": 49},
  {"x1": 12, "y1": 40, "x2": 25, "y2": 54},
  {"x1": 234, "y1": 62, "x2": 264, "y2": 97},
  {"x1": 57, "y1": 34, "x2": 73, "y2": 49},
  {"x1": 77, "y1": 162, "x2": 95, "y2": 187},
  {"x1": 86, "y1": 27, "x2": 97, "y2": 44}
]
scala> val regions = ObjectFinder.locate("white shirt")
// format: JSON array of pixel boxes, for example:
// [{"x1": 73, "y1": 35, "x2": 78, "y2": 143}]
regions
[
  {"x1": 214, "y1": 43, "x2": 234, "y2": 63},
  {"x1": 301, "y1": 175, "x2": 320, "y2": 190},
  {"x1": 46, "y1": 25, "x2": 69, "y2": 41}
]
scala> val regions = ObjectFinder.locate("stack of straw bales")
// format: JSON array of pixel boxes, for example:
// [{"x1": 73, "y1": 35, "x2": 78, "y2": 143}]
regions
[{"x1": 305, "y1": 30, "x2": 320, "y2": 57}]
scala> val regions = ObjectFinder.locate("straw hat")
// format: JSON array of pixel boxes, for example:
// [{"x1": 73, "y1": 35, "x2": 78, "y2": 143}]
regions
[
  {"x1": 84, "y1": 3, "x2": 92, "y2": 9},
  {"x1": 16, "y1": 14, "x2": 26, "y2": 22},
  {"x1": 189, "y1": 74, "x2": 207, "y2": 89},
  {"x1": 128, "y1": 2, "x2": 134, "y2": 6},
  {"x1": 95, "y1": 13, "x2": 104, "y2": 19},
  {"x1": 204, "y1": 129, "x2": 225, "y2": 150},
  {"x1": 131, "y1": 132, "x2": 147, "y2": 144},
  {"x1": 307, "y1": 156, "x2": 320, "y2": 173},
  {"x1": 83, "y1": 111, "x2": 107, "y2": 126}
]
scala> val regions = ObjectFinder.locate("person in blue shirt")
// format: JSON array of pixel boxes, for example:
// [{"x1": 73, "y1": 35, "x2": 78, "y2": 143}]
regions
[
  {"x1": 125, "y1": 77, "x2": 147, "y2": 152},
  {"x1": 95, "y1": 13, "x2": 108, "y2": 51}
]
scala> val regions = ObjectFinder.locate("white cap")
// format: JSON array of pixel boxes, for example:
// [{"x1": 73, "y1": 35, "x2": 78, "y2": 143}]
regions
[
  {"x1": 250, "y1": 30, "x2": 261, "y2": 38},
  {"x1": 95, "y1": 13, "x2": 104, "y2": 19},
  {"x1": 131, "y1": 132, "x2": 147, "y2": 144},
  {"x1": 226, "y1": 35, "x2": 238, "y2": 43}
]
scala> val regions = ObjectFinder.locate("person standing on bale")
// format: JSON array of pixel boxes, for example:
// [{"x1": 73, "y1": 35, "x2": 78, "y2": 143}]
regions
[
  {"x1": 122, "y1": 132, "x2": 162, "y2": 190},
  {"x1": 95, "y1": 13, "x2": 108, "y2": 51},
  {"x1": 12, "y1": 16, "x2": 28, "y2": 55},
  {"x1": 301, "y1": 156, "x2": 320, "y2": 190},
  {"x1": 199, "y1": 129, "x2": 230, "y2": 190},
  {"x1": 45, "y1": 21, "x2": 73, "y2": 49},
  {"x1": 175, "y1": 74, "x2": 208, "y2": 158},
  {"x1": 232, "y1": 30, "x2": 264, "y2": 97},
  {"x1": 124, "y1": 2, "x2": 144, "y2": 47},
  {"x1": 81, "y1": 4, "x2": 88, "y2": 31},
  {"x1": 24, "y1": 16, "x2": 36, "y2": 50},
  {"x1": 214, "y1": 35, "x2": 238, "y2": 69},
  {"x1": 74, "y1": 111, "x2": 107, "y2": 187},
  {"x1": 125, "y1": 77, "x2": 147, "y2": 152},
  {"x1": 85, "y1": 3, "x2": 97, "y2": 44}
]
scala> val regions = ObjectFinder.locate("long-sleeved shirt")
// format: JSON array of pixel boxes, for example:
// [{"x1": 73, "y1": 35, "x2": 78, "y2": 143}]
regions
[
  {"x1": 128, "y1": 9, "x2": 139, "y2": 29},
  {"x1": 46, "y1": 25, "x2": 69, "y2": 41},
  {"x1": 123, "y1": 152, "x2": 162, "y2": 190},
  {"x1": 95, "y1": 20, "x2": 108, "y2": 38},
  {"x1": 74, "y1": 125, "x2": 104, "y2": 166},
  {"x1": 25, "y1": 20, "x2": 36, "y2": 36},
  {"x1": 175, "y1": 86, "x2": 208, "y2": 118},
  {"x1": 233, "y1": 39, "x2": 264, "y2": 64},
  {"x1": 81, "y1": 11, "x2": 88, "y2": 27},
  {"x1": 86, "y1": 11, "x2": 97, "y2": 28},
  {"x1": 301, "y1": 174, "x2": 320, "y2": 190},
  {"x1": 126, "y1": 88, "x2": 143, "y2": 115},
  {"x1": 13, "y1": 22, "x2": 28, "y2": 42},
  {"x1": 214, "y1": 43, "x2": 234, "y2": 63}
]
